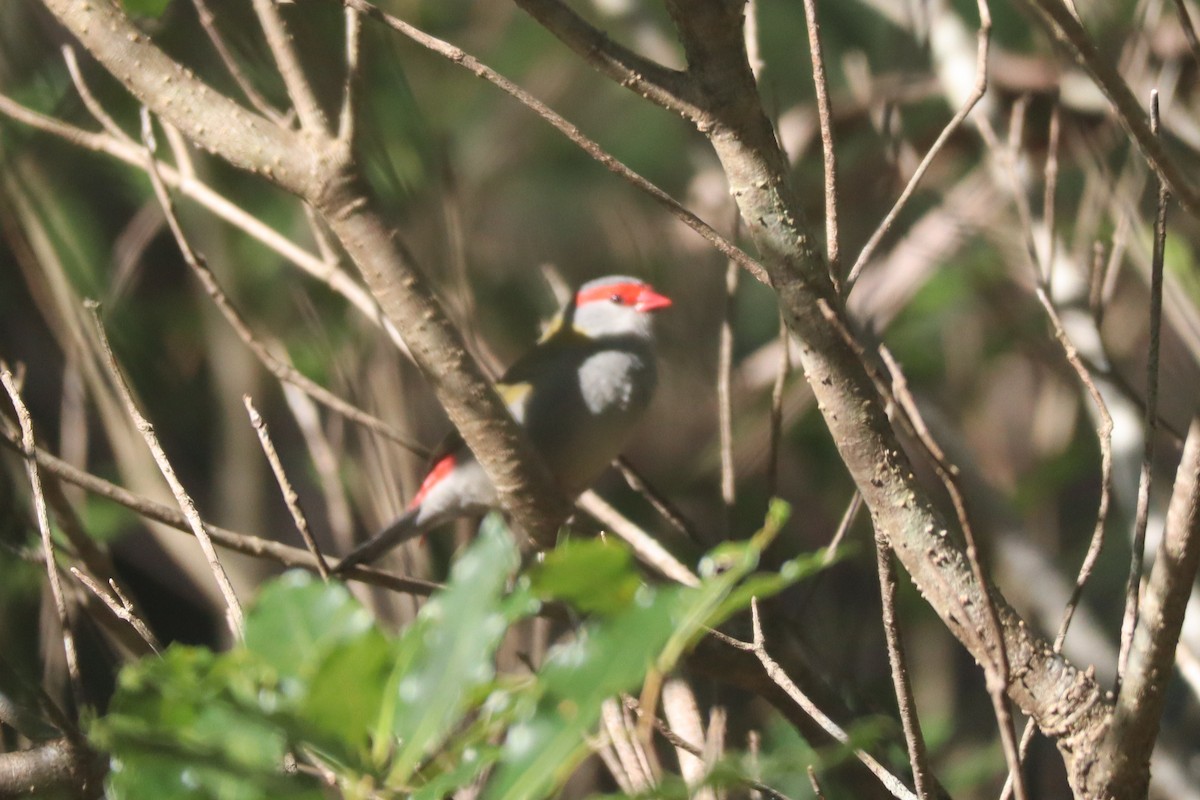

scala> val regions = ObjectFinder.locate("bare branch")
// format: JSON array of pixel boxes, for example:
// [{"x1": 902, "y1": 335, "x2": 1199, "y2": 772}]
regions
[
  {"x1": 719, "y1": 259, "x2": 739, "y2": 524},
  {"x1": 801, "y1": 0, "x2": 841, "y2": 285},
  {"x1": 1110, "y1": 417, "x2": 1200, "y2": 793},
  {"x1": 577, "y1": 490, "x2": 699, "y2": 587},
  {"x1": 1117, "y1": 91, "x2": 1168, "y2": 693},
  {"x1": 735, "y1": 599, "x2": 919, "y2": 800},
  {"x1": 245, "y1": 395, "x2": 331, "y2": 581},
  {"x1": 337, "y1": 6, "x2": 364, "y2": 144},
  {"x1": 825, "y1": 490, "x2": 863, "y2": 565},
  {"x1": 764, "y1": 316, "x2": 791, "y2": 501},
  {"x1": 250, "y1": 0, "x2": 328, "y2": 132},
  {"x1": 62, "y1": 45, "x2": 134, "y2": 144},
  {"x1": 0, "y1": 738, "x2": 106, "y2": 799},
  {"x1": 0, "y1": 92, "x2": 390, "y2": 338},
  {"x1": 847, "y1": 0, "x2": 992, "y2": 290},
  {"x1": 189, "y1": 0, "x2": 286, "y2": 122},
  {"x1": 84, "y1": 296, "x2": 245, "y2": 640},
  {"x1": 613, "y1": 457, "x2": 699, "y2": 544},
  {"x1": 873, "y1": 538, "x2": 934, "y2": 800},
  {"x1": 508, "y1": 0, "x2": 699, "y2": 118},
  {"x1": 135, "y1": 118, "x2": 425, "y2": 455},
  {"x1": 0, "y1": 425, "x2": 438, "y2": 597},
  {"x1": 69, "y1": 568, "x2": 162, "y2": 654},
  {"x1": 0, "y1": 368, "x2": 85, "y2": 712},
  {"x1": 1016, "y1": 0, "x2": 1200, "y2": 219},
  {"x1": 877, "y1": 344, "x2": 1027, "y2": 800},
  {"x1": 336, "y1": 0, "x2": 769, "y2": 286}
]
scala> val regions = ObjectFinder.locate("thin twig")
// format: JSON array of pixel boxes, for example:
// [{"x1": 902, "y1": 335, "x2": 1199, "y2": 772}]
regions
[
  {"x1": 509, "y1": 0, "x2": 698, "y2": 117},
  {"x1": 719, "y1": 259, "x2": 739, "y2": 526},
  {"x1": 765, "y1": 316, "x2": 790, "y2": 500},
  {"x1": 61, "y1": 46, "x2": 133, "y2": 143},
  {"x1": 1042, "y1": 103, "x2": 1062, "y2": 290},
  {"x1": 337, "y1": 6, "x2": 363, "y2": 144},
  {"x1": 1088, "y1": 240, "x2": 1107, "y2": 319},
  {"x1": 877, "y1": 344, "x2": 1027, "y2": 800},
  {"x1": 801, "y1": 0, "x2": 841, "y2": 287},
  {"x1": 0, "y1": 425, "x2": 438, "y2": 597},
  {"x1": 825, "y1": 490, "x2": 862, "y2": 565},
  {"x1": 1114, "y1": 417, "x2": 1200, "y2": 776},
  {"x1": 135, "y1": 108, "x2": 425, "y2": 455},
  {"x1": 189, "y1": 0, "x2": 286, "y2": 123},
  {"x1": 338, "y1": 0, "x2": 769, "y2": 286},
  {"x1": 1171, "y1": 0, "x2": 1200, "y2": 71},
  {"x1": 244, "y1": 395, "x2": 331, "y2": 581},
  {"x1": 1117, "y1": 90, "x2": 1168, "y2": 695},
  {"x1": 0, "y1": 91, "x2": 403, "y2": 351},
  {"x1": 1018, "y1": 0, "x2": 1200, "y2": 219},
  {"x1": 281, "y1": 385, "x2": 357, "y2": 548},
  {"x1": 250, "y1": 0, "x2": 327, "y2": 132},
  {"x1": 599, "y1": 698, "x2": 656, "y2": 793},
  {"x1": 613, "y1": 457, "x2": 699, "y2": 543},
  {"x1": 69, "y1": 568, "x2": 161, "y2": 654},
  {"x1": 873, "y1": 538, "x2": 934, "y2": 799},
  {"x1": 732, "y1": 599, "x2": 919, "y2": 800},
  {"x1": 0, "y1": 368, "x2": 85, "y2": 712},
  {"x1": 622, "y1": 695, "x2": 795, "y2": 800},
  {"x1": 85, "y1": 297, "x2": 245, "y2": 640},
  {"x1": 847, "y1": 0, "x2": 992, "y2": 291},
  {"x1": 807, "y1": 765, "x2": 827, "y2": 800},
  {"x1": 1038, "y1": 293, "x2": 1115, "y2": 650},
  {"x1": 577, "y1": 491, "x2": 699, "y2": 587}
]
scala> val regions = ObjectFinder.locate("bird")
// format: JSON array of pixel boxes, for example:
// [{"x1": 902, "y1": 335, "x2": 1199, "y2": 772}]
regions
[{"x1": 336, "y1": 275, "x2": 672, "y2": 571}]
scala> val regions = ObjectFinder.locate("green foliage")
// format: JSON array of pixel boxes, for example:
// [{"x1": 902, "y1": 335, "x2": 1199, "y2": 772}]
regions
[
  {"x1": 93, "y1": 505, "x2": 826, "y2": 799},
  {"x1": 117, "y1": 0, "x2": 171, "y2": 19}
]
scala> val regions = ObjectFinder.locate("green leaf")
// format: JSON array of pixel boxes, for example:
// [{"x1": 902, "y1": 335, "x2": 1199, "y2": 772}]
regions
[
  {"x1": 529, "y1": 537, "x2": 641, "y2": 614},
  {"x1": 118, "y1": 0, "x2": 171, "y2": 18},
  {"x1": 301, "y1": 628, "x2": 393, "y2": 758},
  {"x1": 485, "y1": 585, "x2": 685, "y2": 800},
  {"x1": 245, "y1": 571, "x2": 376, "y2": 691},
  {"x1": 384, "y1": 513, "x2": 530, "y2": 786},
  {"x1": 94, "y1": 647, "x2": 323, "y2": 800}
]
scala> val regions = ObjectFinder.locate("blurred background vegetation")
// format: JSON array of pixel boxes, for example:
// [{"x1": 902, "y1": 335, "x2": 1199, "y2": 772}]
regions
[{"x1": 2, "y1": 0, "x2": 1200, "y2": 797}]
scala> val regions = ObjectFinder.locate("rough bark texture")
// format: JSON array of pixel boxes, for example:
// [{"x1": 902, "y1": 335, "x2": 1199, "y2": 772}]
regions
[
  {"x1": 656, "y1": 1, "x2": 1116, "y2": 794},
  {"x1": 1104, "y1": 419, "x2": 1200, "y2": 798},
  {"x1": 0, "y1": 739, "x2": 106, "y2": 799}
]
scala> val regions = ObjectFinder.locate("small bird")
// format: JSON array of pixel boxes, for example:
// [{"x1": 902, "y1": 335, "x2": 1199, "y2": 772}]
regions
[{"x1": 336, "y1": 275, "x2": 672, "y2": 570}]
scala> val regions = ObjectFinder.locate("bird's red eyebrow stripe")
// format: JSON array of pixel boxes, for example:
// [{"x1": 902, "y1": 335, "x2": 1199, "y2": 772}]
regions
[
  {"x1": 575, "y1": 282, "x2": 645, "y2": 307},
  {"x1": 409, "y1": 453, "x2": 457, "y2": 509}
]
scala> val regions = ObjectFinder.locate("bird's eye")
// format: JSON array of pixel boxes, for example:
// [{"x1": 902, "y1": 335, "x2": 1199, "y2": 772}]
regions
[{"x1": 610, "y1": 293, "x2": 625, "y2": 304}]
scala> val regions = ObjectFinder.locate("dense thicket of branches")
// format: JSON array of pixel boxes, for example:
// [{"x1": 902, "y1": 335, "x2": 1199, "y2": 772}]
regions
[{"x1": 2, "y1": 0, "x2": 1200, "y2": 798}]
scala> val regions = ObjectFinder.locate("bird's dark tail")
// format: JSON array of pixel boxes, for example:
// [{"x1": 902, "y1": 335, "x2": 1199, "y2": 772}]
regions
[{"x1": 334, "y1": 507, "x2": 425, "y2": 573}]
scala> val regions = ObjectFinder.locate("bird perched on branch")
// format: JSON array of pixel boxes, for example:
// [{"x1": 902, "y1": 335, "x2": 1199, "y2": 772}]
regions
[{"x1": 336, "y1": 275, "x2": 672, "y2": 570}]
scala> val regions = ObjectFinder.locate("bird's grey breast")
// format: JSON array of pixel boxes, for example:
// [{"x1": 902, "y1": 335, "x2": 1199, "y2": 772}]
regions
[{"x1": 577, "y1": 345, "x2": 656, "y2": 416}]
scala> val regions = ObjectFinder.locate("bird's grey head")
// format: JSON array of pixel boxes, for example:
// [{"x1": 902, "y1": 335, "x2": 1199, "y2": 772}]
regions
[{"x1": 567, "y1": 275, "x2": 672, "y2": 340}]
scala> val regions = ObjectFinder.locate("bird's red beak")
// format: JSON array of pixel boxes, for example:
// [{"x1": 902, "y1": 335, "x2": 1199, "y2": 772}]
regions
[{"x1": 635, "y1": 286, "x2": 672, "y2": 312}]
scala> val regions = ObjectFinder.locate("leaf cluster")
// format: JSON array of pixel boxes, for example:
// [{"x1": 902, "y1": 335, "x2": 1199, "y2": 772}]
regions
[{"x1": 92, "y1": 503, "x2": 827, "y2": 799}]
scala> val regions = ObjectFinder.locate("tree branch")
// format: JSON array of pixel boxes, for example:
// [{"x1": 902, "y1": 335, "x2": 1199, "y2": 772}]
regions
[
  {"x1": 0, "y1": 738, "x2": 106, "y2": 799},
  {"x1": 1107, "y1": 416, "x2": 1200, "y2": 797},
  {"x1": 509, "y1": 0, "x2": 700, "y2": 118},
  {"x1": 37, "y1": 0, "x2": 571, "y2": 548},
  {"x1": 1014, "y1": 0, "x2": 1200, "y2": 219},
  {"x1": 653, "y1": 2, "x2": 1113, "y2": 792}
]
